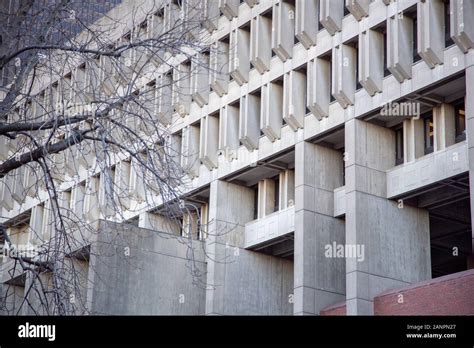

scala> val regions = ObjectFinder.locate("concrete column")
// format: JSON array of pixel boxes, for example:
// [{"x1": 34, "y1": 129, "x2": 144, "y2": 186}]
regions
[
  {"x1": 295, "y1": 0, "x2": 318, "y2": 49},
  {"x1": 332, "y1": 44, "x2": 357, "y2": 108},
  {"x1": 279, "y1": 169, "x2": 295, "y2": 210},
  {"x1": 200, "y1": 115, "x2": 219, "y2": 170},
  {"x1": 210, "y1": 39, "x2": 230, "y2": 96},
  {"x1": 307, "y1": 57, "x2": 330, "y2": 120},
  {"x1": 403, "y1": 117, "x2": 424, "y2": 162},
  {"x1": 250, "y1": 14, "x2": 272, "y2": 74},
  {"x1": 172, "y1": 62, "x2": 192, "y2": 117},
  {"x1": 359, "y1": 29, "x2": 384, "y2": 96},
  {"x1": 205, "y1": 180, "x2": 292, "y2": 315},
  {"x1": 320, "y1": 0, "x2": 343, "y2": 35},
  {"x1": 181, "y1": 124, "x2": 201, "y2": 178},
  {"x1": 257, "y1": 178, "x2": 276, "y2": 218},
  {"x1": 433, "y1": 103, "x2": 456, "y2": 152},
  {"x1": 345, "y1": 119, "x2": 431, "y2": 315},
  {"x1": 157, "y1": 73, "x2": 173, "y2": 126},
  {"x1": 230, "y1": 25, "x2": 251, "y2": 85},
  {"x1": 261, "y1": 81, "x2": 283, "y2": 141},
  {"x1": 219, "y1": 0, "x2": 239, "y2": 20},
  {"x1": 294, "y1": 141, "x2": 346, "y2": 315},
  {"x1": 387, "y1": 13, "x2": 413, "y2": 83},
  {"x1": 219, "y1": 104, "x2": 240, "y2": 156},
  {"x1": 239, "y1": 93, "x2": 261, "y2": 151},
  {"x1": 191, "y1": 52, "x2": 210, "y2": 107},
  {"x1": 283, "y1": 69, "x2": 306, "y2": 130},
  {"x1": 272, "y1": 0, "x2": 295, "y2": 62},
  {"x1": 466, "y1": 64, "x2": 474, "y2": 265}
]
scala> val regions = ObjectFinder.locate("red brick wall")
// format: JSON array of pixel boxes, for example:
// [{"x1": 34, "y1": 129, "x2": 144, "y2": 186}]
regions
[
  {"x1": 320, "y1": 301, "x2": 346, "y2": 316},
  {"x1": 374, "y1": 269, "x2": 474, "y2": 315}
]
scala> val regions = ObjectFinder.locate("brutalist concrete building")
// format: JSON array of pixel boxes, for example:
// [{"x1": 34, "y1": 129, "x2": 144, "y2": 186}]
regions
[{"x1": 1, "y1": 0, "x2": 474, "y2": 315}]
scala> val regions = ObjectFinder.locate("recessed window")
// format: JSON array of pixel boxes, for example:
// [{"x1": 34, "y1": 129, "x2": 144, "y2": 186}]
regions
[
  {"x1": 423, "y1": 113, "x2": 434, "y2": 154},
  {"x1": 273, "y1": 175, "x2": 280, "y2": 213},
  {"x1": 444, "y1": 0, "x2": 455, "y2": 47},
  {"x1": 454, "y1": 98, "x2": 466, "y2": 142},
  {"x1": 252, "y1": 184, "x2": 258, "y2": 219},
  {"x1": 413, "y1": 16, "x2": 421, "y2": 63},
  {"x1": 395, "y1": 126, "x2": 404, "y2": 165}
]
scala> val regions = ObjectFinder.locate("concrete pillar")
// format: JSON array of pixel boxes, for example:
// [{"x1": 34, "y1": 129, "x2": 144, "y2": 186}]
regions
[
  {"x1": 332, "y1": 44, "x2": 357, "y2": 108},
  {"x1": 451, "y1": 0, "x2": 474, "y2": 53},
  {"x1": 261, "y1": 81, "x2": 283, "y2": 141},
  {"x1": 200, "y1": 115, "x2": 219, "y2": 170},
  {"x1": 403, "y1": 117, "x2": 424, "y2": 162},
  {"x1": 387, "y1": 13, "x2": 413, "y2": 83},
  {"x1": 257, "y1": 178, "x2": 276, "y2": 218},
  {"x1": 345, "y1": 119, "x2": 431, "y2": 315},
  {"x1": 466, "y1": 64, "x2": 474, "y2": 265},
  {"x1": 359, "y1": 29, "x2": 384, "y2": 96},
  {"x1": 417, "y1": 0, "x2": 444, "y2": 68},
  {"x1": 210, "y1": 39, "x2": 230, "y2": 96},
  {"x1": 114, "y1": 160, "x2": 131, "y2": 210},
  {"x1": 219, "y1": 0, "x2": 239, "y2": 20},
  {"x1": 433, "y1": 103, "x2": 456, "y2": 152},
  {"x1": 283, "y1": 69, "x2": 306, "y2": 131},
  {"x1": 219, "y1": 104, "x2": 240, "y2": 156},
  {"x1": 307, "y1": 57, "x2": 330, "y2": 120},
  {"x1": 205, "y1": 180, "x2": 251, "y2": 314},
  {"x1": 205, "y1": 180, "x2": 293, "y2": 314},
  {"x1": 272, "y1": 0, "x2": 295, "y2": 62},
  {"x1": 191, "y1": 52, "x2": 210, "y2": 107},
  {"x1": 230, "y1": 25, "x2": 251, "y2": 85},
  {"x1": 172, "y1": 62, "x2": 192, "y2": 117},
  {"x1": 239, "y1": 93, "x2": 261, "y2": 151},
  {"x1": 294, "y1": 141, "x2": 346, "y2": 315},
  {"x1": 279, "y1": 169, "x2": 295, "y2": 210},
  {"x1": 157, "y1": 72, "x2": 173, "y2": 126},
  {"x1": 203, "y1": 0, "x2": 220, "y2": 32},
  {"x1": 346, "y1": 0, "x2": 369, "y2": 21},
  {"x1": 320, "y1": 0, "x2": 343, "y2": 35},
  {"x1": 181, "y1": 124, "x2": 201, "y2": 178},
  {"x1": 295, "y1": 0, "x2": 318, "y2": 49},
  {"x1": 250, "y1": 14, "x2": 272, "y2": 74}
]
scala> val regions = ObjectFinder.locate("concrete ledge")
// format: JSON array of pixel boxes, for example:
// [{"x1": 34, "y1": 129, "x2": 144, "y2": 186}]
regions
[
  {"x1": 387, "y1": 141, "x2": 468, "y2": 198},
  {"x1": 244, "y1": 206, "x2": 295, "y2": 249}
]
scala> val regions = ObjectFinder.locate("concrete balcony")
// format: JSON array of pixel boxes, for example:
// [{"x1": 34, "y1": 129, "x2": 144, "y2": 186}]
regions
[
  {"x1": 387, "y1": 141, "x2": 468, "y2": 199},
  {"x1": 333, "y1": 186, "x2": 345, "y2": 218},
  {"x1": 244, "y1": 206, "x2": 294, "y2": 249}
]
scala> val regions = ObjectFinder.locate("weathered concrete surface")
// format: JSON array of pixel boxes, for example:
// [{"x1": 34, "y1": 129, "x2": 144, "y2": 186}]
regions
[
  {"x1": 205, "y1": 180, "x2": 294, "y2": 315},
  {"x1": 345, "y1": 120, "x2": 431, "y2": 315},
  {"x1": 87, "y1": 221, "x2": 207, "y2": 315},
  {"x1": 294, "y1": 141, "x2": 346, "y2": 315}
]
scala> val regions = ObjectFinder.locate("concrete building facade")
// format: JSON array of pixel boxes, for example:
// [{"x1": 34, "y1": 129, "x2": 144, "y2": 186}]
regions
[{"x1": 1, "y1": 0, "x2": 474, "y2": 315}]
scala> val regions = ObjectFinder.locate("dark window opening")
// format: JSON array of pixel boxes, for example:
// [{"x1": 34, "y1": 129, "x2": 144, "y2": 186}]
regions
[
  {"x1": 383, "y1": 31, "x2": 391, "y2": 77},
  {"x1": 454, "y1": 98, "x2": 466, "y2": 143},
  {"x1": 343, "y1": 4, "x2": 350, "y2": 17},
  {"x1": 423, "y1": 113, "x2": 434, "y2": 154},
  {"x1": 273, "y1": 175, "x2": 280, "y2": 213},
  {"x1": 251, "y1": 184, "x2": 259, "y2": 219},
  {"x1": 412, "y1": 16, "x2": 421, "y2": 63},
  {"x1": 395, "y1": 126, "x2": 404, "y2": 165},
  {"x1": 444, "y1": 0, "x2": 455, "y2": 47}
]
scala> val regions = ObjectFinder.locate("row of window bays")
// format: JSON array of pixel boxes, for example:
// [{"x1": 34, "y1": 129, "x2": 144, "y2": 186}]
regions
[{"x1": 18, "y1": 0, "x2": 460, "y2": 129}]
